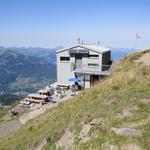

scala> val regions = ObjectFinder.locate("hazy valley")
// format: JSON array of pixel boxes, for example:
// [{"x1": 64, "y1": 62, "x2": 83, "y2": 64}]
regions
[{"x1": 0, "y1": 49, "x2": 149, "y2": 150}]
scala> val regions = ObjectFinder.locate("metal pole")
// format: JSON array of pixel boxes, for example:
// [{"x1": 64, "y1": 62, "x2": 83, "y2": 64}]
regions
[
  {"x1": 134, "y1": 38, "x2": 137, "y2": 50},
  {"x1": 84, "y1": 73, "x2": 85, "y2": 89}
]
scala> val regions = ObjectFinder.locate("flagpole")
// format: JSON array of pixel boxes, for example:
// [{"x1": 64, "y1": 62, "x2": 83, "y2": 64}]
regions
[
  {"x1": 135, "y1": 33, "x2": 141, "y2": 51},
  {"x1": 134, "y1": 37, "x2": 137, "y2": 51}
]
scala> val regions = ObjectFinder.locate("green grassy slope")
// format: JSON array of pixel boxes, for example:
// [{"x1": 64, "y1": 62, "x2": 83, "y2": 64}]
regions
[{"x1": 0, "y1": 49, "x2": 149, "y2": 150}]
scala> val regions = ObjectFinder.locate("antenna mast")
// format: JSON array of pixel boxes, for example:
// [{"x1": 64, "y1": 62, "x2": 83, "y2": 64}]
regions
[{"x1": 77, "y1": 38, "x2": 81, "y2": 44}]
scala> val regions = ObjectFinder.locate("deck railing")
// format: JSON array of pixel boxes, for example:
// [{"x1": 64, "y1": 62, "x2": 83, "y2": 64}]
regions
[{"x1": 71, "y1": 63, "x2": 111, "y2": 73}]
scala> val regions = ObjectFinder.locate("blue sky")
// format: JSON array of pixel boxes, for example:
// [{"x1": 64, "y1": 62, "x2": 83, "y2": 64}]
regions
[{"x1": 0, "y1": 0, "x2": 149, "y2": 49}]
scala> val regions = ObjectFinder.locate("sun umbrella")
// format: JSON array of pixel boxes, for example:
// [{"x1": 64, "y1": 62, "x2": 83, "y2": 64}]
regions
[{"x1": 68, "y1": 77, "x2": 81, "y2": 83}]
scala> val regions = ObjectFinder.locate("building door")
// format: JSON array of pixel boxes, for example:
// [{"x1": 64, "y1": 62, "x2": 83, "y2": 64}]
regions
[
  {"x1": 75, "y1": 54, "x2": 82, "y2": 69},
  {"x1": 90, "y1": 75, "x2": 99, "y2": 86}
]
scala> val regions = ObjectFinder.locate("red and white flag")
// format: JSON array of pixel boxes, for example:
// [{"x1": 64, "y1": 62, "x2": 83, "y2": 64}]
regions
[{"x1": 136, "y1": 34, "x2": 141, "y2": 39}]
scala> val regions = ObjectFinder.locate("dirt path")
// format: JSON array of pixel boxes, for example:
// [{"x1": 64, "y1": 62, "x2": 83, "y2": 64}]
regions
[
  {"x1": 0, "y1": 120, "x2": 22, "y2": 138},
  {"x1": 19, "y1": 108, "x2": 46, "y2": 124},
  {"x1": 0, "y1": 91, "x2": 77, "y2": 139}
]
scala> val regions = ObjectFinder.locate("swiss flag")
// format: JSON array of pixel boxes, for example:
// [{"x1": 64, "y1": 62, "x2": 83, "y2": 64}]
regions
[{"x1": 136, "y1": 34, "x2": 141, "y2": 39}]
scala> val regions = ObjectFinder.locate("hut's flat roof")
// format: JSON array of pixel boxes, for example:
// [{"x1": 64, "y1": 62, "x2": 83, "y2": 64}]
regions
[{"x1": 57, "y1": 44, "x2": 110, "y2": 54}]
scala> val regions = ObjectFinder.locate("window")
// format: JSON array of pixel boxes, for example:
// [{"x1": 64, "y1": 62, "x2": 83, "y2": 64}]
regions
[
  {"x1": 88, "y1": 63, "x2": 99, "y2": 67},
  {"x1": 88, "y1": 54, "x2": 99, "y2": 58},
  {"x1": 60, "y1": 57, "x2": 70, "y2": 61}
]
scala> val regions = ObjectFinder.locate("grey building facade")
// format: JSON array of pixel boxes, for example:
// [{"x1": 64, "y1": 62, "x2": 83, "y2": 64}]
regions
[{"x1": 57, "y1": 44, "x2": 112, "y2": 88}]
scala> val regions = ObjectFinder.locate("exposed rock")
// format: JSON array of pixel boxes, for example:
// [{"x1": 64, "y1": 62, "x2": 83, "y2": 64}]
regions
[
  {"x1": 56, "y1": 127, "x2": 74, "y2": 150},
  {"x1": 33, "y1": 138, "x2": 47, "y2": 150},
  {"x1": 139, "y1": 98, "x2": 150, "y2": 105},
  {"x1": 105, "y1": 97, "x2": 117, "y2": 105},
  {"x1": 79, "y1": 122, "x2": 91, "y2": 143},
  {"x1": 122, "y1": 106, "x2": 138, "y2": 117},
  {"x1": 111, "y1": 128, "x2": 143, "y2": 137},
  {"x1": 114, "y1": 106, "x2": 138, "y2": 119},
  {"x1": 90, "y1": 118, "x2": 104, "y2": 125},
  {"x1": 101, "y1": 143, "x2": 118, "y2": 150},
  {"x1": 79, "y1": 118, "x2": 106, "y2": 143},
  {"x1": 122, "y1": 143, "x2": 141, "y2": 150}
]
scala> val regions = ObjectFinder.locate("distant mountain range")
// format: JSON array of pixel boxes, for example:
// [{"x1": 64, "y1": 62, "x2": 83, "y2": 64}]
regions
[
  {"x1": 0, "y1": 46, "x2": 135, "y2": 94},
  {"x1": 0, "y1": 49, "x2": 56, "y2": 93},
  {"x1": 110, "y1": 47, "x2": 136, "y2": 60},
  {"x1": 0, "y1": 46, "x2": 63, "y2": 64},
  {"x1": 0, "y1": 46, "x2": 135, "y2": 61}
]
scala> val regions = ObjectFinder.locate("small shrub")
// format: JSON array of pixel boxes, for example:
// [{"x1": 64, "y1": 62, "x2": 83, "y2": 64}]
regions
[
  {"x1": 28, "y1": 126, "x2": 33, "y2": 131},
  {"x1": 112, "y1": 85, "x2": 120, "y2": 91}
]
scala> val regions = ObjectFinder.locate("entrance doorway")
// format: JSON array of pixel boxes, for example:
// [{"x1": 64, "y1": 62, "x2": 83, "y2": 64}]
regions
[{"x1": 90, "y1": 75, "x2": 99, "y2": 86}]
